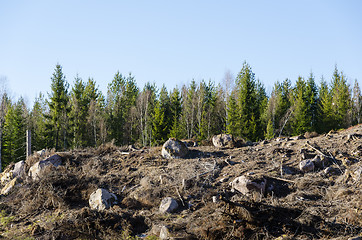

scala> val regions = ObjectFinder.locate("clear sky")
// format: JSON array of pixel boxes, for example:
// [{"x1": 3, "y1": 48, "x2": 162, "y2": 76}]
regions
[{"x1": 1, "y1": 0, "x2": 362, "y2": 105}]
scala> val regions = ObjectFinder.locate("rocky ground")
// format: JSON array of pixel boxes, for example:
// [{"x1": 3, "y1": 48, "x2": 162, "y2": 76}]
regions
[{"x1": 0, "y1": 125, "x2": 361, "y2": 239}]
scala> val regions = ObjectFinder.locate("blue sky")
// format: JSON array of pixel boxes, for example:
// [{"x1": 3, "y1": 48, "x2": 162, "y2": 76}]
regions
[{"x1": 1, "y1": 1, "x2": 362, "y2": 104}]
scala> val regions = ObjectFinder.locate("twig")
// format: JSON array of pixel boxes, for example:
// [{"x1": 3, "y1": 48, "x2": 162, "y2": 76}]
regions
[
  {"x1": 328, "y1": 152, "x2": 344, "y2": 173},
  {"x1": 305, "y1": 141, "x2": 328, "y2": 157},
  {"x1": 175, "y1": 187, "x2": 185, "y2": 206},
  {"x1": 270, "y1": 176, "x2": 295, "y2": 183}
]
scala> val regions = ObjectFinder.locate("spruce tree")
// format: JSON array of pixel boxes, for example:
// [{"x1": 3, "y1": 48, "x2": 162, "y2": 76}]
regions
[
  {"x1": 30, "y1": 93, "x2": 48, "y2": 151},
  {"x1": 330, "y1": 66, "x2": 351, "y2": 129},
  {"x1": 318, "y1": 77, "x2": 333, "y2": 133},
  {"x1": 169, "y1": 87, "x2": 182, "y2": 139},
  {"x1": 48, "y1": 64, "x2": 70, "y2": 150},
  {"x1": 2, "y1": 99, "x2": 26, "y2": 168}
]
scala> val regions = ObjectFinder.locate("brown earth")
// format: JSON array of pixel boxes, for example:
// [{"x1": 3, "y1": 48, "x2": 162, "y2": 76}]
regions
[{"x1": 0, "y1": 125, "x2": 361, "y2": 239}]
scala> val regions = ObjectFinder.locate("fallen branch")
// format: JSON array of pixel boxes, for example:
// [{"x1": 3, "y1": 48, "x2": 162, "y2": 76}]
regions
[
  {"x1": 175, "y1": 187, "x2": 185, "y2": 206},
  {"x1": 269, "y1": 176, "x2": 295, "y2": 183},
  {"x1": 305, "y1": 141, "x2": 328, "y2": 157}
]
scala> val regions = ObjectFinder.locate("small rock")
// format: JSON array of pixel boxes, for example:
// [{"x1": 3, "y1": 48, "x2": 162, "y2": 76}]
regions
[
  {"x1": 212, "y1": 134, "x2": 234, "y2": 148},
  {"x1": 89, "y1": 188, "x2": 117, "y2": 211},
  {"x1": 299, "y1": 159, "x2": 314, "y2": 173},
  {"x1": 36, "y1": 149, "x2": 46, "y2": 157},
  {"x1": 140, "y1": 176, "x2": 153, "y2": 189},
  {"x1": 159, "y1": 225, "x2": 170, "y2": 240},
  {"x1": 231, "y1": 175, "x2": 266, "y2": 195},
  {"x1": 212, "y1": 196, "x2": 219, "y2": 203},
  {"x1": 1, "y1": 177, "x2": 18, "y2": 195},
  {"x1": 161, "y1": 138, "x2": 189, "y2": 159},
  {"x1": 159, "y1": 197, "x2": 178, "y2": 213},
  {"x1": 12, "y1": 160, "x2": 25, "y2": 178},
  {"x1": 28, "y1": 154, "x2": 62, "y2": 181}
]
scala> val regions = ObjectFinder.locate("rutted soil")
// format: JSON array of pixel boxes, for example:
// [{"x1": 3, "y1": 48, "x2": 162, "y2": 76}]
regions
[{"x1": 0, "y1": 125, "x2": 361, "y2": 239}]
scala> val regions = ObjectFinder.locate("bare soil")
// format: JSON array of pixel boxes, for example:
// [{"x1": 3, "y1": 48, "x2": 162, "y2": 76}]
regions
[{"x1": 0, "y1": 125, "x2": 361, "y2": 239}]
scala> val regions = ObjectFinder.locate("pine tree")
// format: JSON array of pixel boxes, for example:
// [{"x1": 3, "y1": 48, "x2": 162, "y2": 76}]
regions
[{"x1": 47, "y1": 64, "x2": 70, "y2": 150}]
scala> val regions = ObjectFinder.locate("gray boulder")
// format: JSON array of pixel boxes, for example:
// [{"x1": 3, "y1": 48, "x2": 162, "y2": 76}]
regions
[
  {"x1": 159, "y1": 197, "x2": 178, "y2": 213},
  {"x1": 12, "y1": 160, "x2": 25, "y2": 178},
  {"x1": 231, "y1": 175, "x2": 266, "y2": 195},
  {"x1": 212, "y1": 134, "x2": 234, "y2": 148},
  {"x1": 162, "y1": 138, "x2": 189, "y2": 159},
  {"x1": 299, "y1": 159, "x2": 315, "y2": 173},
  {"x1": 89, "y1": 188, "x2": 117, "y2": 211},
  {"x1": 28, "y1": 154, "x2": 62, "y2": 181}
]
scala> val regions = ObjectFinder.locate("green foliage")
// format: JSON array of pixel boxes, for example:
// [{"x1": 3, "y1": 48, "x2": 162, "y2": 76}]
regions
[
  {"x1": 0, "y1": 210, "x2": 14, "y2": 228},
  {"x1": 227, "y1": 62, "x2": 265, "y2": 141},
  {"x1": 265, "y1": 119, "x2": 275, "y2": 140},
  {"x1": 47, "y1": 64, "x2": 70, "y2": 150},
  {"x1": 169, "y1": 87, "x2": 182, "y2": 139},
  {"x1": 2, "y1": 99, "x2": 26, "y2": 168},
  {"x1": 30, "y1": 93, "x2": 48, "y2": 151}
]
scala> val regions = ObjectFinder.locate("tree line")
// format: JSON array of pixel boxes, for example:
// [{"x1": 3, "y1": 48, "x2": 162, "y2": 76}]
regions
[{"x1": 1, "y1": 62, "x2": 361, "y2": 169}]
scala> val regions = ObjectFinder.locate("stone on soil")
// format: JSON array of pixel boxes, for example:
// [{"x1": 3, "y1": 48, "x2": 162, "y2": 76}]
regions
[
  {"x1": 161, "y1": 138, "x2": 189, "y2": 159},
  {"x1": 231, "y1": 175, "x2": 266, "y2": 195},
  {"x1": 1, "y1": 177, "x2": 18, "y2": 195},
  {"x1": 89, "y1": 188, "x2": 117, "y2": 211},
  {"x1": 28, "y1": 154, "x2": 62, "y2": 181},
  {"x1": 212, "y1": 134, "x2": 234, "y2": 148},
  {"x1": 159, "y1": 197, "x2": 178, "y2": 213},
  {"x1": 299, "y1": 159, "x2": 315, "y2": 173},
  {"x1": 12, "y1": 160, "x2": 25, "y2": 178}
]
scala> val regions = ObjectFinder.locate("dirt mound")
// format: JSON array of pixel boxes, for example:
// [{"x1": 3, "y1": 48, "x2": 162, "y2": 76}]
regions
[{"x1": 0, "y1": 125, "x2": 361, "y2": 239}]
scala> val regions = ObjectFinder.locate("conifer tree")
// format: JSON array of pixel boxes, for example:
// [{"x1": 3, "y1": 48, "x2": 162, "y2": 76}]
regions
[
  {"x1": 2, "y1": 99, "x2": 26, "y2": 168},
  {"x1": 228, "y1": 62, "x2": 264, "y2": 141},
  {"x1": 318, "y1": 77, "x2": 333, "y2": 133},
  {"x1": 169, "y1": 87, "x2": 182, "y2": 139},
  {"x1": 69, "y1": 75, "x2": 87, "y2": 148},
  {"x1": 107, "y1": 72, "x2": 128, "y2": 145},
  {"x1": 30, "y1": 93, "x2": 48, "y2": 151},
  {"x1": 152, "y1": 85, "x2": 170, "y2": 145},
  {"x1": 291, "y1": 76, "x2": 309, "y2": 135},
  {"x1": 47, "y1": 64, "x2": 70, "y2": 150},
  {"x1": 330, "y1": 66, "x2": 351, "y2": 129}
]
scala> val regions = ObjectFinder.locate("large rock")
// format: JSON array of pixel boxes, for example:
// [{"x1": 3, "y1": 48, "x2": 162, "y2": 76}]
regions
[
  {"x1": 28, "y1": 154, "x2": 62, "y2": 181},
  {"x1": 0, "y1": 168, "x2": 13, "y2": 184},
  {"x1": 159, "y1": 197, "x2": 178, "y2": 213},
  {"x1": 231, "y1": 175, "x2": 266, "y2": 195},
  {"x1": 12, "y1": 160, "x2": 25, "y2": 178},
  {"x1": 162, "y1": 138, "x2": 189, "y2": 159},
  {"x1": 1, "y1": 177, "x2": 18, "y2": 195},
  {"x1": 212, "y1": 134, "x2": 235, "y2": 148},
  {"x1": 89, "y1": 188, "x2": 117, "y2": 211},
  {"x1": 299, "y1": 159, "x2": 315, "y2": 173}
]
